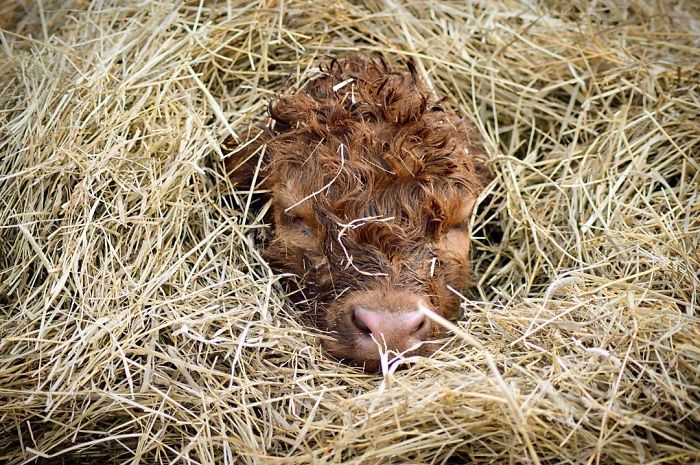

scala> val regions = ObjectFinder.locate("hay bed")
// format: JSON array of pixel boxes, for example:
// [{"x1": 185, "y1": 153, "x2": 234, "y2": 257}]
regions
[{"x1": 1, "y1": 1, "x2": 699, "y2": 463}]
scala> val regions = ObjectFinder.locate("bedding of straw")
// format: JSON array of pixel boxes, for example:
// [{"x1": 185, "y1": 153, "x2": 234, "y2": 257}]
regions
[{"x1": 0, "y1": 1, "x2": 698, "y2": 463}]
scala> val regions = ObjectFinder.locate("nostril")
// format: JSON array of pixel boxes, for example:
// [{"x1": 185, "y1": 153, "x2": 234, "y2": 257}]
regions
[
  {"x1": 352, "y1": 308, "x2": 371, "y2": 334},
  {"x1": 355, "y1": 306, "x2": 390, "y2": 337},
  {"x1": 408, "y1": 314, "x2": 432, "y2": 340},
  {"x1": 410, "y1": 316, "x2": 427, "y2": 336}
]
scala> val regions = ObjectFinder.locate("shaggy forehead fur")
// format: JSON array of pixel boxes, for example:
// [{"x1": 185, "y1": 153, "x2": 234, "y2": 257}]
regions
[
  {"x1": 267, "y1": 57, "x2": 487, "y2": 243},
  {"x1": 226, "y1": 57, "x2": 490, "y2": 360}
]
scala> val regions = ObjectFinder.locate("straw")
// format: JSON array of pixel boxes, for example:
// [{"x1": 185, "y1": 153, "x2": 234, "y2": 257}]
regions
[{"x1": 1, "y1": 1, "x2": 698, "y2": 463}]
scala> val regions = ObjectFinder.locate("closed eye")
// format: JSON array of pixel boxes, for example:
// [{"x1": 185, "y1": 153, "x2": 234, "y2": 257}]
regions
[
  {"x1": 281, "y1": 211, "x2": 312, "y2": 236},
  {"x1": 449, "y1": 219, "x2": 469, "y2": 231}
]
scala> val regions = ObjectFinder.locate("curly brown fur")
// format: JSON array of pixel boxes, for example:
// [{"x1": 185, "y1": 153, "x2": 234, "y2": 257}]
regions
[{"x1": 225, "y1": 56, "x2": 490, "y2": 370}]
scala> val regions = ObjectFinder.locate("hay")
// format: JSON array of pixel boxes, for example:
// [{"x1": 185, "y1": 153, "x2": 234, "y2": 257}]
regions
[{"x1": 0, "y1": 0, "x2": 698, "y2": 463}]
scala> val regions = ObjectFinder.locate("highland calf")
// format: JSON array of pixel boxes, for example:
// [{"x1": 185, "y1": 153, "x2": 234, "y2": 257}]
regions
[{"x1": 227, "y1": 57, "x2": 490, "y2": 371}]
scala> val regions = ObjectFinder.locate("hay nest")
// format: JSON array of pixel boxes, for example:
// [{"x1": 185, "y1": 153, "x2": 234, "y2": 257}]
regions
[{"x1": 1, "y1": 1, "x2": 699, "y2": 463}]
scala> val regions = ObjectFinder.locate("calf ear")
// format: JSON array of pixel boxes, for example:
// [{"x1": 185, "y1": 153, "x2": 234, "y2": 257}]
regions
[{"x1": 223, "y1": 124, "x2": 269, "y2": 190}]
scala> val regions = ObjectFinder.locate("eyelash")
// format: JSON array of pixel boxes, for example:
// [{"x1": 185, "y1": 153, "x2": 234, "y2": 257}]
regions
[
  {"x1": 450, "y1": 220, "x2": 469, "y2": 230},
  {"x1": 282, "y1": 212, "x2": 312, "y2": 236}
]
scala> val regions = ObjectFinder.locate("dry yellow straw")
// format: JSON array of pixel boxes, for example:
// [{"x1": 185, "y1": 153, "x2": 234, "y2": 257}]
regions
[{"x1": 1, "y1": 1, "x2": 698, "y2": 463}]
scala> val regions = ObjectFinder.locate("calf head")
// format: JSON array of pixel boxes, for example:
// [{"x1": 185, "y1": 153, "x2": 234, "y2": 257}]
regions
[{"x1": 228, "y1": 57, "x2": 490, "y2": 371}]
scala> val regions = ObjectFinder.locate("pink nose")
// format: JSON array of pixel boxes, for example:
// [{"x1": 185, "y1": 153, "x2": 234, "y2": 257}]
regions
[{"x1": 352, "y1": 306, "x2": 432, "y2": 353}]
